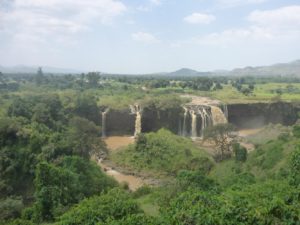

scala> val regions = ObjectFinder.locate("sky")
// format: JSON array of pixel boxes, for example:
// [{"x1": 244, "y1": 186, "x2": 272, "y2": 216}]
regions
[{"x1": 0, "y1": 0, "x2": 300, "y2": 74}]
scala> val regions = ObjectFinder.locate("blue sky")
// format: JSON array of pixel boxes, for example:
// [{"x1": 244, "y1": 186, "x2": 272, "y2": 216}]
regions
[{"x1": 0, "y1": 0, "x2": 300, "y2": 73}]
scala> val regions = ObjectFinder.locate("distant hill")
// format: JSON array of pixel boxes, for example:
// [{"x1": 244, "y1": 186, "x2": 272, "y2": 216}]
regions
[
  {"x1": 1, "y1": 59, "x2": 300, "y2": 76},
  {"x1": 0, "y1": 65, "x2": 83, "y2": 74},
  {"x1": 160, "y1": 60, "x2": 300, "y2": 77},
  {"x1": 230, "y1": 60, "x2": 300, "y2": 76},
  {"x1": 166, "y1": 68, "x2": 211, "y2": 77}
]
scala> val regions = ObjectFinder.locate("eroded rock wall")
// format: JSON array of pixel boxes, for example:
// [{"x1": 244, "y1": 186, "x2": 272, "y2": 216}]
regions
[{"x1": 227, "y1": 102, "x2": 300, "y2": 128}]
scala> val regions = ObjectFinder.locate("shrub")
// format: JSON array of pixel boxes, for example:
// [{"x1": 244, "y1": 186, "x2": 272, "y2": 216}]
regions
[{"x1": 233, "y1": 143, "x2": 248, "y2": 162}]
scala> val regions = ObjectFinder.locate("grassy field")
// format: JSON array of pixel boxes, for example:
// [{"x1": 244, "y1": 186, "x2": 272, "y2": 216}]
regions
[
  {"x1": 110, "y1": 129, "x2": 213, "y2": 177},
  {"x1": 3, "y1": 82, "x2": 300, "y2": 111},
  {"x1": 190, "y1": 83, "x2": 300, "y2": 103},
  {"x1": 210, "y1": 134, "x2": 299, "y2": 186}
]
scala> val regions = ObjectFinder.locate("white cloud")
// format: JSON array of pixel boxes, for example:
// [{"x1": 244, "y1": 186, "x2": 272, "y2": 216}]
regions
[
  {"x1": 180, "y1": 5, "x2": 300, "y2": 47},
  {"x1": 191, "y1": 26, "x2": 274, "y2": 46},
  {"x1": 150, "y1": 0, "x2": 162, "y2": 6},
  {"x1": 248, "y1": 5, "x2": 300, "y2": 28},
  {"x1": 184, "y1": 13, "x2": 216, "y2": 24},
  {"x1": 217, "y1": 0, "x2": 268, "y2": 8},
  {"x1": 137, "y1": 0, "x2": 162, "y2": 12},
  {"x1": 132, "y1": 32, "x2": 160, "y2": 44},
  {"x1": 0, "y1": 0, "x2": 127, "y2": 45}
]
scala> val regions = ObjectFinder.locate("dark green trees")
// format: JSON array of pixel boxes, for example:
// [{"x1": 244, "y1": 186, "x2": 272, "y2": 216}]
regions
[
  {"x1": 233, "y1": 142, "x2": 248, "y2": 162},
  {"x1": 290, "y1": 148, "x2": 300, "y2": 187},
  {"x1": 24, "y1": 157, "x2": 116, "y2": 222},
  {"x1": 204, "y1": 123, "x2": 236, "y2": 161},
  {"x1": 56, "y1": 189, "x2": 141, "y2": 225},
  {"x1": 66, "y1": 116, "x2": 105, "y2": 159}
]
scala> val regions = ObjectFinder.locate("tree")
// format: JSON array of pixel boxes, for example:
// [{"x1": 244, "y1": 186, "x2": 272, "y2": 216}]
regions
[
  {"x1": 215, "y1": 82, "x2": 223, "y2": 90},
  {"x1": 292, "y1": 125, "x2": 300, "y2": 138},
  {"x1": 73, "y1": 94, "x2": 100, "y2": 124},
  {"x1": 290, "y1": 147, "x2": 300, "y2": 187},
  {"x1": 233, "y1": 142, "x2": 248, "y2": 162},
  {"x1": 35, "y1": 67, "x2": 46, "y2": 85},
  {"x1": 241, "y1": 87, "x2": 252, "y2": 96},
  {"x1": 86, "y1": 72, "x2": 100, "y2": 88},
  {"x1": 56, "y1": 189, "x2": 141, "y2": 225},
  {"x1": 248, "y1": 83, "x2": 255, "y2": 91},
  {"x1": 66, "y1": 117, "x2": 105, "y2": 159},
  {"x1": 204, "y1": 124, "x2": 236, "y2": 161},
  {"x1": 27, "y1": 157, "x2": 116, "y2": 223}
]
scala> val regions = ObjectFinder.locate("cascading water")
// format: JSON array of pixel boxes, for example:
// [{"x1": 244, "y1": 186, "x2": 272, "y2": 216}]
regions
[
  {"x1": 210, "y1": 106, "x2": 227, "y2": 125},
  {"x1": 130, "y1": 104, "x2": 143, "y2": 137},
  {"x1": 191, "y1": 110, "x2": 197, "y2": 138},
  {"x1": 222, "y1": 104, "x2": 228, "y2": 120},
  {"x1": 182, "y1": 107, "x2": 188, "y2": 136},
  {"x1": 181, "y1": 103, "x2": 227, "y2": 139},
  {"x1": 198, "y1": 107, "x2": 211, "y2": 137},
  {"x1": 101, "y1": 108, "x2": 110, "y2": 138},
  {"x1": 178, "y1": 119, "x2": 182, "y2": 136}
]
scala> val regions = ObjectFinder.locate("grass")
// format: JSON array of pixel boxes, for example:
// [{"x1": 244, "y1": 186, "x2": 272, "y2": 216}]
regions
[
  {"x1": 244, "y1": 124, "x2": 292, "y2": 145},
  {"x1": 189, "y1": 83, "x2": 300, "y2": 103},
  {"x1": 210, "y1": 135, "x2": 300, "y2": 186},
  {"x1": 5, "y1": 81, "x2": 300, "y2": 110},
  {"x1": 110, "y1": 129, "x2": 213, "y2": 177},
  {"x1": 136, "y1": 195, "x2": 160, "y2": 217}
]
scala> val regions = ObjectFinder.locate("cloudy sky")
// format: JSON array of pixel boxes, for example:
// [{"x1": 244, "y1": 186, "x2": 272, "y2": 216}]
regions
[{"x1": 0, "y1": 0, "x2": 300, "y2": 73}]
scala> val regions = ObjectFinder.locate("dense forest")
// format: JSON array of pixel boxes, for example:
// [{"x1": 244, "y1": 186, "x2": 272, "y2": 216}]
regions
[{"x1": 1, "y1": 69, "x2": 300, "y2": 225}]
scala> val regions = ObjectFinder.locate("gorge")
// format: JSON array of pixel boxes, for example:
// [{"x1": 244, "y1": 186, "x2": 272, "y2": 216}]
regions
[{"x1": 100, "y1": 97, "x2": 299, "y2": 138}]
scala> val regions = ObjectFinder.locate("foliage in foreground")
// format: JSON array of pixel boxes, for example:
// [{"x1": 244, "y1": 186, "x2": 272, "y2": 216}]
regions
[
  {"x1": 163, "y1": 181, "x2": 300, "y2": 225},
  {"x1": 112, "y1": 129, "x2": 213, "y2": 175}
]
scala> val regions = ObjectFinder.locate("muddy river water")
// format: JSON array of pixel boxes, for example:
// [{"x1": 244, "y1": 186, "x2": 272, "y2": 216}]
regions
[{"x1": 98, "y1": 136, "x2": 145, "y2": 191}]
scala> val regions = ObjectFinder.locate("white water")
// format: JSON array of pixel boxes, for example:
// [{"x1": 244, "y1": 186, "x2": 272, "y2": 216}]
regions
[
  {"x1": 101, "y1": 108, "x2": 110, "y2": 138},
  {"x1": 210, "y1": 106, "x2": 227, "y2": 125},
  {"x1": 182, "y1": 107, "x2": 188, "y2": 136},
  {"x1": 181, "y1": 103, "x2": 227, "y2": 139},
  {"x1": 191, "y1": 110, "x2": 197, "y2": 138},
  {"x1": 223, "y1": 104, "x2": 228, "y2": 120},
  {"x1": 130, "y1": 104, "x2": 142, "y2": 137}
]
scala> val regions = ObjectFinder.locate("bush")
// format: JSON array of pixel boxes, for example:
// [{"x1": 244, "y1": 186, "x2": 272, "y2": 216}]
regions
[
  {"x1": 118, "y1": 128, "x2": 212, "y2": 174},
  {"x1": 233, "y1": 143, "x2": 248, "y2": 162},
  {"x1": 56, "y1": 189, "x2": 142, "y2": 225},
  {"x1": 0, "y1": 197, "x2": 24, "y2": 220},
  {"x1": 132, "y1": 186, "x2": 152, "y2": 198},
  {"x1": 290, "y1": 148, "x2": 300, "y2": 187},
  {"x1": 292, "y1": 125, "x2": 300, "y2": 138}
]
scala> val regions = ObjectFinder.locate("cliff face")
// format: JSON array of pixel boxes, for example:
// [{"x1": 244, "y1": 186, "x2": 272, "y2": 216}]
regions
[
  {"x1": 227, "y1": 102, "x2": 300, "y2": 129},
  {"x1": 142, "y1": 107, "x2": 183, "y2": 134},
  {"x1": 102, "y1": 107, "x2": 183, "y2": 136},
  {"x1": 101, "y1": 102, "x2": 300, "y2": 136},
  {"x1": 105, "y1": 109, "x2": 135, "y2": 136}
]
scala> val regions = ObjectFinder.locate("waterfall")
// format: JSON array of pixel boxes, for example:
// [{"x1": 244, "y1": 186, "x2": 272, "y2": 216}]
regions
[
  {"x1": 222, "y1": 104, "x2": 228, "y2": 120},
  {"x1": 178, "y1": 119, "x2": 182, "y2": 136},
  {"x1": 182, "y1": 107, "x2": 188, "y2": 136},
  {"x1": 191, "y1": 110, "x2": 197, "y2": 138},
  {"x1": 210, "y1": 106, "x2": 227, "y2": 125},
  {"x1": 199, "y1": 107, "x2": 209, "y2": 137},
  {"x1": 181, "y1": 104, "x2": 227, "y2": 139},
  {"x1": 101, "y1": 108, "x2": 109, "y2": 138},
  {"x1": 130, "y1": 104, "x2": 142, "y2": 137}
]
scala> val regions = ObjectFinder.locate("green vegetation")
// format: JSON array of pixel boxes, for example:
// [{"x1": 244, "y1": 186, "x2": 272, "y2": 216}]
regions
[
  {"x1": 111, "y1": 129, "x2": 213, "y2": 176},
  {"x1": 210, "y1": 132, "x2": 300, "y2": 186},
  {"x1": 1, "y1": 70, "x2": 300, "y2": 225},
  {"x1": 204, "y1": 123, "x2": 236, "y2": 161}
]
